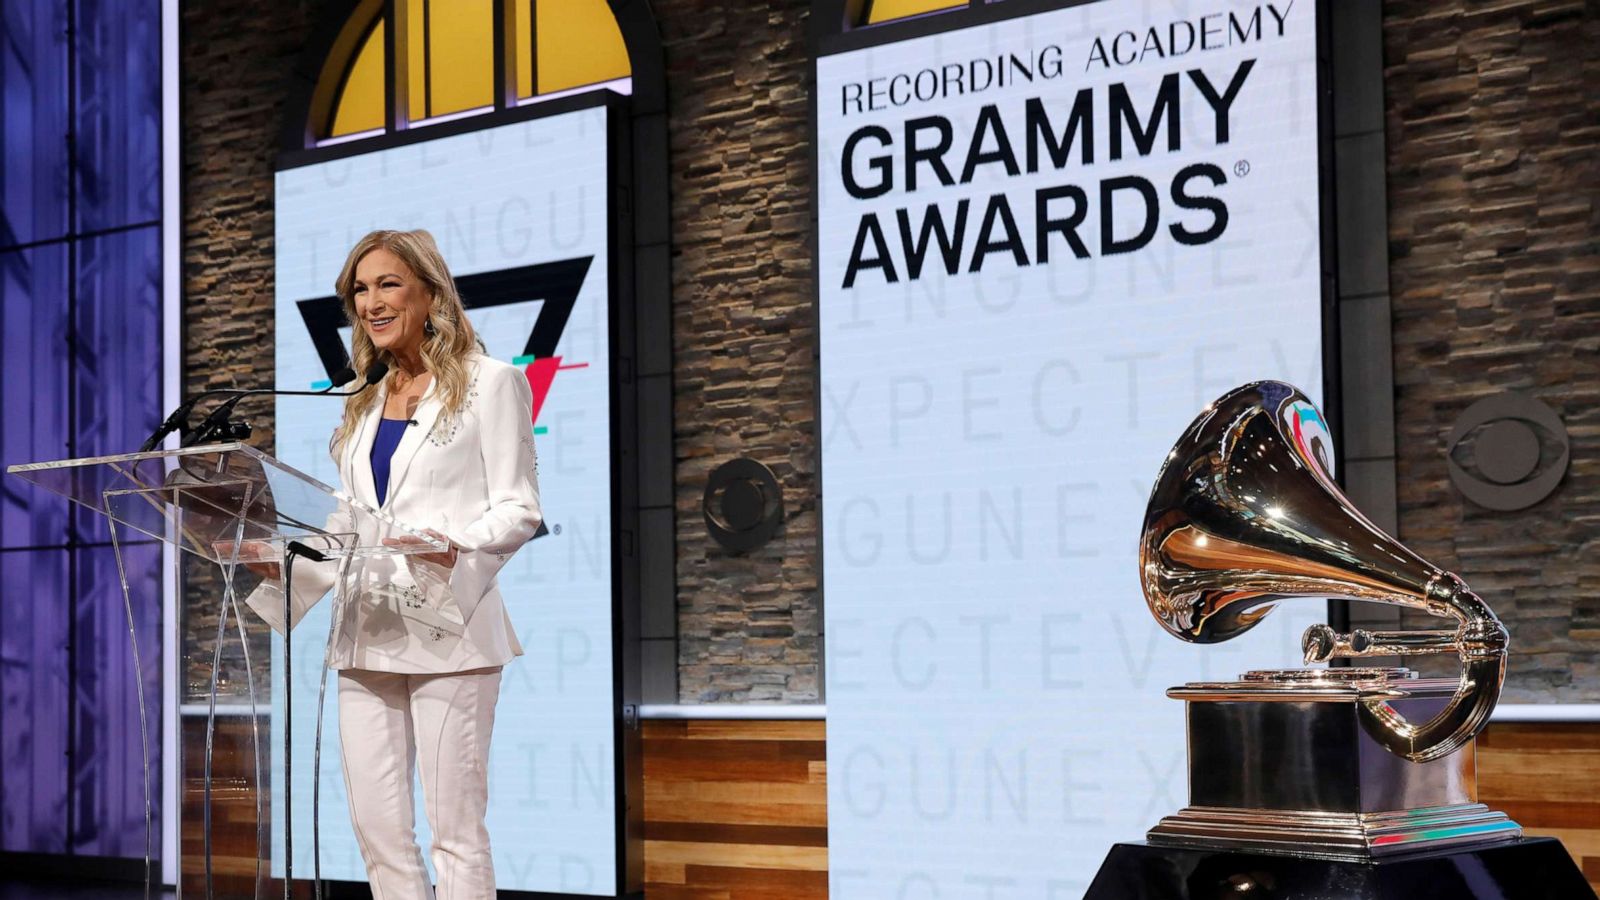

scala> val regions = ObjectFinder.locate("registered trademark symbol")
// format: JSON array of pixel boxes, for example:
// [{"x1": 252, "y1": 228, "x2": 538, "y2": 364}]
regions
[
  {"x1": 1234, "y1": 160, "x2": 1251, "y2": 177},
  {"x1": 552, "y1": 524, "x2": 562, "y2": 535}
]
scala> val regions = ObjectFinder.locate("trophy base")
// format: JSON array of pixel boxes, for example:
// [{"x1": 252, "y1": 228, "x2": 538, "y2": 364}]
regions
[
  {"x1": 1084, "y1": 837, "x2": 1598, "y2": 900},
  {"x1": 1154, "y1": 668, "x2": 1523, "y2": 858},
  {"x1": 1149, "y1": 802, "x2": 1522, "y2": 861}
]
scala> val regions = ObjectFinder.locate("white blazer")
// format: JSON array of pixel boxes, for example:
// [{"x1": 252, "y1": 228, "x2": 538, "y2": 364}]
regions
[{"x1": 248, "y1": 353, "x2": 542, "y2": 673}]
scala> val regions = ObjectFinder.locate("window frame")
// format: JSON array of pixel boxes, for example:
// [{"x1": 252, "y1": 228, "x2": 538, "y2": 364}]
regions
[{"x1": 290, "y1": 0, "x2": 636, "y2": 152}]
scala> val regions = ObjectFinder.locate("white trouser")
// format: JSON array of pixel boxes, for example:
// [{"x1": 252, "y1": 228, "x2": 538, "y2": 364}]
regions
[{"x1": 338, "y1": 667, "x2": 502, "y2": 900}]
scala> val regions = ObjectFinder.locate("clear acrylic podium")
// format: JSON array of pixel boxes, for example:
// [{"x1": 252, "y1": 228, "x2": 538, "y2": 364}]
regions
[{"x1": 7, "y1": 442, "x2": 445, "y2": 899}]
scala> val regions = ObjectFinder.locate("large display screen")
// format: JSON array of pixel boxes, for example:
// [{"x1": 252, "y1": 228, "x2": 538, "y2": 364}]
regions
[
  {"x1": 817, "y1": 1, "x2": 1326, "y2": 895},
  {"x1": 272, "y1": 103, "x2": 618, "y2": 895}
]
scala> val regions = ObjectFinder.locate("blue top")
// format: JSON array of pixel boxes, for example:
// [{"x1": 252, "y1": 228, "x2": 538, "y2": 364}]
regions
[{"x1": 370, "y1": 418, "x2": 410, "y2": 506}]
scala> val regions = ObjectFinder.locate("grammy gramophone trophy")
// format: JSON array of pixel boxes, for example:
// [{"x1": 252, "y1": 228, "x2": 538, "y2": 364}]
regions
[{"x1": 1084, "y1": 382, "x2": 1596, "y2": 899}]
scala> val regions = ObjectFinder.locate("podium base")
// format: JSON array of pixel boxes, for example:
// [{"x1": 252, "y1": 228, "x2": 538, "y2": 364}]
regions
[{"x1": 1083, "y1": 837, "x2": 1597, "y2": 900}]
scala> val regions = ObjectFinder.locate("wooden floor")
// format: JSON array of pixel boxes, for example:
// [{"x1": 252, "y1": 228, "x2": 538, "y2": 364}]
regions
[
  {"x1": 642, "y1": 719, "x2": 828, "y2": 899},
  {"x1": 1477, "y1": 722, "x2": 1600, "y2": 892}
]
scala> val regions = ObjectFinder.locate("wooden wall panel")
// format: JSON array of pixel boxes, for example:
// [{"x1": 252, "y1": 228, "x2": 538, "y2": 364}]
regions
[
  {"x1": 1478, "y1": 722, "x2": 1600, "y2": 893},
  {"x1": 180, "y1": 716, "x2": 1599, "y2": 897},
  {"x1": 181, "y1": 715, "x2": 266, "y2": 898},
  {"x1": 180, "y1": 715, "x2": 331, "y2": 899},
  {"x1": 642, "y1": 719, "x2": 827, "y2": 899}
]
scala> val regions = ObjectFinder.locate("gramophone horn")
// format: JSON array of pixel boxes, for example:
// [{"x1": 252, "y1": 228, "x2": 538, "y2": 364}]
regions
[{"x1": 1139, "y1": 381, "x2": 1508, "y2": 762}]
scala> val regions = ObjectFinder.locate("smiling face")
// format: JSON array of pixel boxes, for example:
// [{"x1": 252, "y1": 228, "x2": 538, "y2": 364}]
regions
[{"x1": 352, "y1": 248, "x2": 432, "y2": 361}]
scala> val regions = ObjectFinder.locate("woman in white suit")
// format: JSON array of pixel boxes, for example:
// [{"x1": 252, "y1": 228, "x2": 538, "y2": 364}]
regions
[{"x1": 248, "y1": 228, "x2": 540, "y2": 900}]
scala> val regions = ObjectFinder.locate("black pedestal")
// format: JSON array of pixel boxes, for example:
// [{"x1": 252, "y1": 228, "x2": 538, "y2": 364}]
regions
[{"x1": 1084, "y1": 838, "x2": 1596, "y2": 900}]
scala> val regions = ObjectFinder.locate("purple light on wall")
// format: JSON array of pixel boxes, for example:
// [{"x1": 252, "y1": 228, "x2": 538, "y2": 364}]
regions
[
  {"x1": 0, "y1": 0, "x2": 70, "y2": 247},
  {"x1": 0, "y1": 0, "x2": 166, "y2": 863},
  {"x1": 71, "y1": 542, "x2": 162, "y2": 858},
  {"x1": 73, "y1": 0, "x2": 161, "y2": 233},
  {"x1": 0, "y1": 244, "x2": 71, "y2": 548},
  {"x1": 73, "y1": 227, "x2": 163, "y2": 542},
  {"x1": 0, "y1": 549, "x2": 70, "y2": 853}
]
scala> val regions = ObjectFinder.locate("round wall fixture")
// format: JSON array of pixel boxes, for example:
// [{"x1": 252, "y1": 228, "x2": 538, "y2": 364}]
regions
[
  {"x1": 1445, "y1": 392, "x2": 1569, "y2": 511},
  {"x1": 703, "y1": 458, "x2": 783, "y2": 552}
]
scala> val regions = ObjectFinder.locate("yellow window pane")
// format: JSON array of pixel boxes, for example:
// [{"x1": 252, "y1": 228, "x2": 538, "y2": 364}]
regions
[
  {"x1": 427, "y1": 0, "x2": 494, "y2": 116},
  {"x1": 866, "y1": 0, "x2": 966, "y2": 25},
  {"x1": 535, "y1": 0, "x2": 631, "y2": 96},
  {"x1": 403, "y1": 0, "x2": 426, "y2": 121},
  {"x1": 515, "y1": 0, "x2": 532, "y2": 99},
  {"x1": 330, "y1": 20, "x2": 385, "y2": 137}
]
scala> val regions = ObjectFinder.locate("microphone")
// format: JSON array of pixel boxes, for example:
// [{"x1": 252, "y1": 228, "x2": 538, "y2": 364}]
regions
[
  {"x1": 181, "y1": 362, "x2": 390, "y2": 448},
  {"x1": 140, "y1": 361, "x2": 390, "y2": 451},
  {"x1": 325, "y1": 365, "x2": 362, "y2": 391}
]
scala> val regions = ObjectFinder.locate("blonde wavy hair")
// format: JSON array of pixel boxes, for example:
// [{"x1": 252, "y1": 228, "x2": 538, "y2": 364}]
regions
[{"x1": 330, "y1": 229, "x2": 480, "y2": 454}]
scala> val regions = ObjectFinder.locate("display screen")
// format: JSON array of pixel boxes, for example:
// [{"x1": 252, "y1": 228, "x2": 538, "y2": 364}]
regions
[
  {"x1": 817, "y1": 2, "x2": 1326, "y2": 895},
  {"x1": 272, "y1": 103, "x2": 617, "y2": 895}
]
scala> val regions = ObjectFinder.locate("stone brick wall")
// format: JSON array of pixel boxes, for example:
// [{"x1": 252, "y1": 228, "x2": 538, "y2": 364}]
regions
[
  {"x1": 179, "y1": 0, "x2": 319, "y2": 697},
  {"x1": 1382, "y1": 1, "x2": 1599, "y2": 700},
  {"x1": 655, "y1": 0, "x2": 820, "y2": 702}
]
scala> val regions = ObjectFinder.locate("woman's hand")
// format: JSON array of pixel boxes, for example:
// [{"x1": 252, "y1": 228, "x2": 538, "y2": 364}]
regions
[
  {"x1": 215, "y1": 540, "x2": 282, "y2": 580},
  {"x1": 384, "y1": 528, "x2": 458, "y2": 568}
]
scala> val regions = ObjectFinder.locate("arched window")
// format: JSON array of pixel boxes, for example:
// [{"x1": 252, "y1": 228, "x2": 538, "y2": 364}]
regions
[{"x1": 300, "y1": 0, "x2": 633, "y2": 146}]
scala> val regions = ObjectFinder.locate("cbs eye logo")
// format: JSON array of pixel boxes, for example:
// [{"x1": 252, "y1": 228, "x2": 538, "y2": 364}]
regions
[
  {"x1": 703, "y1": 458, "x2": 784, "y2": 552},
  {"x1": 1445, "y1": 392, "x2": 1569, "y2": 512}
]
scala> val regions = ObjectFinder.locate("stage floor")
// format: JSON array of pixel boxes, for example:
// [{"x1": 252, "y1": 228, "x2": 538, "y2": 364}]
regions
[{"x1": 0, "y1": 881, "x2": 175, "y2": 899}]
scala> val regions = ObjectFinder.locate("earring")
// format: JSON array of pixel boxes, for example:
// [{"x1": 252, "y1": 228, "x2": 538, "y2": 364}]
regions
[{"x1": 424, "y1": 318, "x2": 436, "y2": 335}]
